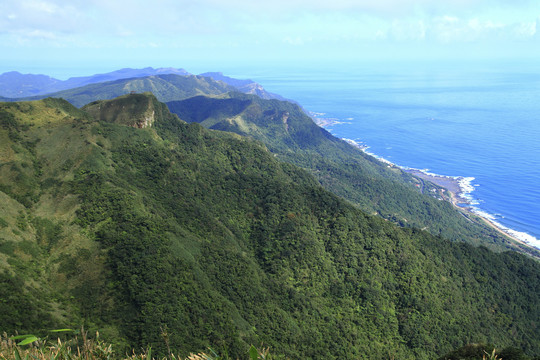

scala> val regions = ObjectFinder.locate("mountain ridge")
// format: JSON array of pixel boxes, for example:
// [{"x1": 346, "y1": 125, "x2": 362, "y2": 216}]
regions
[
  {"x1": 199, "y1": 72, "x2": 289, "y2": 101},
  {"x1": 0, "y1": 67, "x2": 189, "y2": 97},
  {"x1": 0, "y1": 67, "x2": 283, "y2": 103},
  {"x1": 2, "y1": 68, "x2": 536, "y2": 256},
  {"x1": 4, "y1": 74, "x2": 237, "y2": 107}
]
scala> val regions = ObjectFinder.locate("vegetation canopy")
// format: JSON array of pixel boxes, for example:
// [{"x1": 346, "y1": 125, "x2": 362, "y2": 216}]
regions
[{"x1": 0, "y1": 93, "x2": 539, "y2": 359}]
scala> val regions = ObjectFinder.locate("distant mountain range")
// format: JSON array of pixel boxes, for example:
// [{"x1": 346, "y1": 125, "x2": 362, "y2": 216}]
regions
[
  {"x1": 15, "y1": 74, "x2": 239, "y2": 108},
  {"x1": 0, "y1": 67, "x2": 285, "y2": 103},
  {"x1": 199, "y1": 72, "x2": 287, "y2": 101},
  {"x1": 0, "y1": 67, "x2": 189, "y2": 97}
]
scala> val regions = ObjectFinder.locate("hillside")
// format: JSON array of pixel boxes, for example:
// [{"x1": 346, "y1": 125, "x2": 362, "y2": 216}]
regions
[
  {"x1": 166, "y1": 93, "x2": 537, "y2": 256},
  {"x1": 7, "y1": 74, "x2": 236, "y2": 107},
  {"x1": 199, "y1": 72, "x2": 288, "y2": 100},
  {"x1": 0, "y1": 94, "x2": 539, "y2": 359},
  {"x1": 0, "y1": 68, "x2": 190, "y2": 98},
  {"x1": 1, "y1": 68, "x2": 284, "y2": 106}
]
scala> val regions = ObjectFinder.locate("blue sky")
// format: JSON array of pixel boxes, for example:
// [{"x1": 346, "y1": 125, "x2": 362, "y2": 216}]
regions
[{"x1": 1, "y1": 0, "x2": 539, "y2": 77}]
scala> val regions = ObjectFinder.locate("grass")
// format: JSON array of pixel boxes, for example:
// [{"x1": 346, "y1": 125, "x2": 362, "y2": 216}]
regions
[{"x1": 0, "y1": 330, "x2": 272, "y2": 360}]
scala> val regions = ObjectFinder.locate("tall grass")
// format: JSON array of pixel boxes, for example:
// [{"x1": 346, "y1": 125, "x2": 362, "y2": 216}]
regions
[{"x1": 0, "y1": 330, "x2": 271, "y2": 360}]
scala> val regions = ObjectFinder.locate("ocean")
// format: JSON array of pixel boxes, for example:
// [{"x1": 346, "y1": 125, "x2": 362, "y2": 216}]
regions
[{"x1": 227, "y1": 61, "x2": 540, "y2": 250}]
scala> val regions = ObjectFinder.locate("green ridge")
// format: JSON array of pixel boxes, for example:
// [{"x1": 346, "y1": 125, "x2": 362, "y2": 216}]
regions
[
  {"x1": 167, "y1": 93, "x2": 539, "y2": 256},
  {"x1": 12, "y1": 74, "x2": 236, "y2": 107}
]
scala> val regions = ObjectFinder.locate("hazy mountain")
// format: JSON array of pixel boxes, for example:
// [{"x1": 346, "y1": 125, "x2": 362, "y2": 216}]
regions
[
  {"x1": 0, "y1": 68, "x2": 286, "y2": 105},
  {"x1": 12, "y1": 74, "x2": 237, "y2": 107},
  {"x1": 0, "y1": 67, "x2": 190, "y2": 98},
  {"x1": 0, "y1": 71, "x2": 61, "y2": 97},
  {"x1": 1, "y1": 93, "x2": 539, "y2": 358},
  {"x1": 199, "y1": 72, "x2": 287, "y2": 101},
  {"x1": 199, "y1": 72, "x2": 255, "y2": 88},
  {"x1": 61, "y1": 67, "x2": 190, "y2": 90}
]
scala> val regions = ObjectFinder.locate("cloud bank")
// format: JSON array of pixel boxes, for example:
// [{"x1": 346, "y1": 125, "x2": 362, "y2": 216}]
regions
[{"x1": 1, "y1": 0, "x2": 539, "y2": 65}]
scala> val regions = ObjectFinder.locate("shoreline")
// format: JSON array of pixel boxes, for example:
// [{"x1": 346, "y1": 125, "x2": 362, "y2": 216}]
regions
[
  {"x1": 311, "y1": 114, "x2": 540, "y2": 253},
  {"x1": 402, "y1": 168, "x2": 540, "y2": 252}
]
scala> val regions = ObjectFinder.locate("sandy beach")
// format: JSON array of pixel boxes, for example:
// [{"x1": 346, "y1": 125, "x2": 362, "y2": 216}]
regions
[
  {"x1": 405, "y1": 169, "x2": 464, "y2": 204},
  {"x1": 405, "y1": 169, "x2": 539, "y2": 254}
]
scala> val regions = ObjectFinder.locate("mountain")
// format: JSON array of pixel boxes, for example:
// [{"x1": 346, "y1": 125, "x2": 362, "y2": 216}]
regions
[
  {"x1": 0, "y1": 67, "x2": 190, "y2": 98},
  {"x1": 4, "y1": 73, "x2": 283, "y2": 109},
  {"x1": 0, "y1": 71, "x2": 61, "y2": 97},
  {"x1": 13, "y1": 74, "x2": 237, "y2": 107},
  {"x1": 0, "y1": 68, "x2": 283, "y2": 104},
  {"x1": 199, "y1": 72, "x2": 254, "y2": 88},
  {"x1": 27, "y1": 72, "x2": 531, "y2": 257},
  {"x1": 199, "y1": 72, "x2": 287, "y2": 100},
  {"x1": 166, "y1": 92, "x2": 538, "y2": 257},
  {"x1": 83, "y1": 91, "x2": 160, "y2": 128},
  {"x1": 1, "y1": 94, "x2": 539, "y2": 359},
  {"x1": 61, "y1": 67, "x2": 190, "y2": 90}
]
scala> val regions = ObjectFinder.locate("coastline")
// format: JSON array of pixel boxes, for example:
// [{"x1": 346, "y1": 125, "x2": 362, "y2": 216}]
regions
[
  {"x1": 312, "y1": 114, "x2": 540, "y2": 253},
  {"x1": 402, "y1": 168, "x2": 540, "y2": 253},
  {"x1": 404, "y1": 169, "x2": 465, "y2": 204}
]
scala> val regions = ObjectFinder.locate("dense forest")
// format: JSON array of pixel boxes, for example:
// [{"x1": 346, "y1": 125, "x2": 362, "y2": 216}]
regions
[
  {"x1": 166, "y1": 92, "x2": 538, "y2": 256},
  {"x1": 0, "y1": 94, "x2": 539, "y2": 359}
]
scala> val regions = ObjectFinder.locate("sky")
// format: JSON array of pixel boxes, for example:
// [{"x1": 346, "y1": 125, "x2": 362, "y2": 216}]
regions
[{"x1": 1, "y1": 0, "x2": 540, "y2": 77}]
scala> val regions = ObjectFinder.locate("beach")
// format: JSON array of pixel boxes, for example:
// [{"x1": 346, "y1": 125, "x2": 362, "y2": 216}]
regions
[
  {"x1": 338, "y1": 134, "x2": 540, "y2": 254},
  {"x1": 404, "y1": 169, "x2": 540, "y2": 255},
  {"x1": 404, "y1": 169, "x2": 469, "y2": 206}
]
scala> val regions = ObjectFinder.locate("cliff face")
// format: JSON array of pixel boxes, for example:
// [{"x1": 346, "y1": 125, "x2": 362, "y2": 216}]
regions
[{"x1": 82, "y1": 92, "x2": 161, "y2": 128}]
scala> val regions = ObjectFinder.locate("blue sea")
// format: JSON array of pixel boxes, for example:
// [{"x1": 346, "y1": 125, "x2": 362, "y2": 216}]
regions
[{"x1": 225, "y1": 61, "x2": 540, "y2": 250}]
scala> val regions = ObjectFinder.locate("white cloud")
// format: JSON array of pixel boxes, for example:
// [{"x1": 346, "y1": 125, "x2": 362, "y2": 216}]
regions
[
  {"x1": 375, "y1": 13, "x2": 539, "y2": 44},
  {"x1": 1, "y1": 0, "x2": 539, "y2": 63},
  {"x1": 0, "y1": 0, "x2": 88, "y2": 34},
  {"x1": 22, "y1": 0, "x2": 59, "y2": 14},
  {"x1": 389, "y1": 20, "x2": 427, "y2": 41},
  {"x1": 282, "y1": 36, "x2": 309, "y2": 45},
  {"x1": 511, "y1": 21, "x2": 537, "y2": 38},
  {"x1": 20, "y1": 29, "x2": 57, "y2": 39}
]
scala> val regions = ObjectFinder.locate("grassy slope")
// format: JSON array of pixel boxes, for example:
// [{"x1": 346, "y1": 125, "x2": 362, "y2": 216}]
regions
[{"x1": 0, "y1": 95, "x2": 539, "y2": 359}]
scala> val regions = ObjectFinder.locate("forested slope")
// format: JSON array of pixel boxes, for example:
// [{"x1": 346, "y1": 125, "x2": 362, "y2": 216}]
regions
[
  {"x1": 167, "y1": 92, "x2": 537, "y2": 256},
  {"x1": 0, "y1": 94, "x2": 539, "y2": 359}
]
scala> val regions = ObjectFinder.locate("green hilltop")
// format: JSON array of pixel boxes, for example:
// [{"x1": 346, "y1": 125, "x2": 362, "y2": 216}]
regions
[{"x1": 0, "y1": 93, "x2": 539, "y2": 359}]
